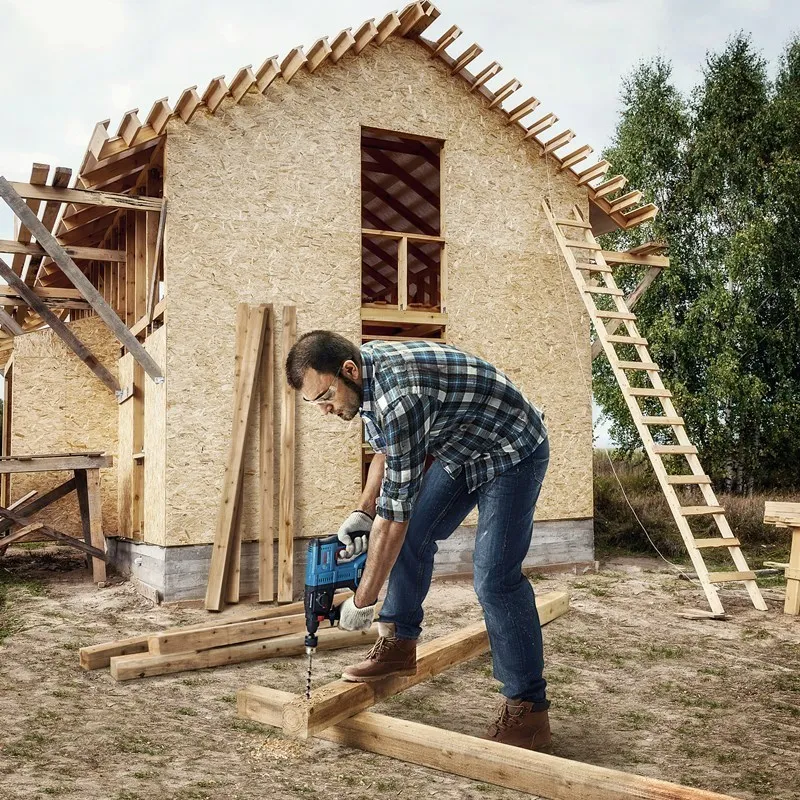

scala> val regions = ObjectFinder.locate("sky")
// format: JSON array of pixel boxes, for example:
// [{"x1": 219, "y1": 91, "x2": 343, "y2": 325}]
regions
[{"x1": 1, "y1": 0, "x2": 797, "y2": 443}]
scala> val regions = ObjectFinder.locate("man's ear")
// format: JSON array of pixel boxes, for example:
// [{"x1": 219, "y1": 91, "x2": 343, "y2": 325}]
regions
[{"x1": 342, "y1": 359, "x2": 359, "y2": 381}]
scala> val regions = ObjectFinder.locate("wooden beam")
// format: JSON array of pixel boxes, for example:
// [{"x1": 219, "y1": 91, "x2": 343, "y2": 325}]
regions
[
  {"x1": 205, "y1": 304, "x2": 269, "y2": 611},
  {"x1": 110, "y1": 625, "x2": 378, "y2": 681},
  {"x1": 79, "y1": 597, "x2": 315, "y2": 670},
  {"x1": 230, "y1": 65, "x2": 257, "y2": 102},
  {"x1": 145, "y1": 200, "x2": 167, "y2": 322},
  {"x1": 0, "y1": 256, "x2": 120, "y2": 394},
  {"x1": 0, "y1": 177, "x2": 164, "y2": 383},
  {"x1": 362, "y1": 175, "x2": 438, "y2": 236},
  {"x1": 0, "y1": 478, "x2": 76, "y2": 535},
  {"x1": 281, "y1": 591, "x2": 570, "y2": 740},
  {"x1": 278, "y1": 306, "x2": 297, "y2": 603},
  {"x1": 239, "y1": 693, "x2": 741, "y2": 800},
  {"x1": 6, "y1": 182, "x2": 161, "y2": 211},
  {"x1": 0, "y1": 455, "x2": 112, "y2": 474},
  {"x1": 601, "y1": 251, "x2": 669, "y2": 268},
  {"x1": 0, "y1": 240, "x2": 125, "y2": 262},
  {"x1": 0, "y1": 309, "x2": 24, "y2": 336},
  {"x1": 0, "y1": 505, "x2": 105, "y2": 561},
  {"x1": 255, "y1": 56, "x2": 281, "y2": 92},
  {"x1": 362, "y1": 149, "x2": 440, "y2": 210},
  {"x1": 361, "y1": 307, "x2": 447, "y2": 326},
  {"x1": 259, "y1": 306, "x2": 275, "y2": 602}
]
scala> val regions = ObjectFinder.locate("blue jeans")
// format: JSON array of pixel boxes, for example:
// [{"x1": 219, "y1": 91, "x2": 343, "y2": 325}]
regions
[{"x1": 378, "y1": 437, "x2": 550, "y2": 706}]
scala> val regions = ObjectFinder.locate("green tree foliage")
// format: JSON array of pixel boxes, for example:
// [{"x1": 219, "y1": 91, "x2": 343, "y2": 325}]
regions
[{"x1": 596, "y1": 35, "x2": 800, "y2": 493}]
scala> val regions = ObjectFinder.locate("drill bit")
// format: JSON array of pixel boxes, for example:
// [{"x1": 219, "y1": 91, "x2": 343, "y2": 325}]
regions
[{"x1": 305, "y1": 648, "x2": 314, "y2": 699}]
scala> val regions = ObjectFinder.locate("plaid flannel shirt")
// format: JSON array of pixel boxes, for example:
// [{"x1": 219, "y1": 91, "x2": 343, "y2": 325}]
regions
[{"x1": 359, "y1": 341, "x2": 547, "y2": 523}]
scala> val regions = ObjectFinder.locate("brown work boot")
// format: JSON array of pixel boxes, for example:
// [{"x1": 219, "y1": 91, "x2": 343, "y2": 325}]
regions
[
  {"x1": 485, "y1": 699, "x2": 552, "y2": 752},
  {"x1": 341, "y1": 623, "x2": 416, "y2": 683}
]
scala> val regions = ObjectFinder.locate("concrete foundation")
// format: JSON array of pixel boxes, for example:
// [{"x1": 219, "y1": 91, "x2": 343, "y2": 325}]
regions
[{"x1": 107, "y1": 518, "x2": 594, "y2": 603}]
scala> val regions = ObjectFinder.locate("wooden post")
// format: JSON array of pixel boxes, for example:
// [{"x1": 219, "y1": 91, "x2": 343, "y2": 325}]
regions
[
  {"x1": 764, "y1": 501, "x2": 800, "y2": 615},
  {"x1": 278, "y1": 306, "x2": 297, "y2": 603},
  {"x1": 398, "y1": 236, "x2": 408, "y2": 311},
  {"x1": 281, "y1": 591, "x2": 570, "y2": 739},
  {"x1": 205, "y1": 305, "x2": 268, "y2": 611},
  {"x1": 259, "y1": 306, "x2": 275, "y2": 602}
]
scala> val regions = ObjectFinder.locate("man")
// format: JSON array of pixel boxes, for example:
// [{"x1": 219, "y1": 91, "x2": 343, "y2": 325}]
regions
[{"x1": 285, "y1": 332, "x2": 551, "y2": 751}]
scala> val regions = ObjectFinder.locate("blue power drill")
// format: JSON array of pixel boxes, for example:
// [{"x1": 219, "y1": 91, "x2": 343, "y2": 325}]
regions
[{"x1": 303, "y1": 533, "x2": 368, "y2": 697}]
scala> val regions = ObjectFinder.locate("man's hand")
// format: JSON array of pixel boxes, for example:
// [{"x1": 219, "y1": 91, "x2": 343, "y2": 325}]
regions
[
  {"x1": 338, "y1": 596, "x2": 376, "y2": 631},
  {"x1": 336, "y1": 510, "x2": 373, "y2": 561}
]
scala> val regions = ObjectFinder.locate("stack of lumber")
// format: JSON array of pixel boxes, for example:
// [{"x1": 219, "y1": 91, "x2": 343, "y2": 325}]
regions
[
  {"x1": 79, "y1": 592, "x2": 378, "y2": 681},
  {"x1": 204, "y1": 303, "x2": 298, "y2": 611}
]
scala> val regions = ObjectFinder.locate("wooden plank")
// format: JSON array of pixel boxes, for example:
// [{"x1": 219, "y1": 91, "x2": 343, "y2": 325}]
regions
[
  {"x1": 0, "y1": 523, "x2": 45, "y2": 547},
  {"x1": 205, "y1": 305, "x2": 268, "y2": 611},
  {"x1": 0, "y1": 309, "x2": 24, "y2": 336},
  {"x1": 601, "y1": 251, "x2": 670, "y2": 268},
  {"x1": 0, "y1": 262, "x2": 120, "y2": 394},
  {"x1": 785, "y1": 527, "x2": 800, "y2": 615},
  {"x1": 694, "y1": 538, "x2": 741, "y2": 549},
  {"x1": 225, "y1": 304, "x2": 251, "y2": 605},
  {"x1": 616, "y1": 360, "x2": 660, "y2": 371},
  {"x1": 79, "y1": 597, "x2": 317, "y2": 669},
  {"x1": 280, "y1": 591, "x2": 569, "y2": 740},
  {"x1": 330, "y1": 29, "x2": 356, "y2": 62},
  {"x1": 764, "y1": 501, "x2": 800, "y2": 528},
  {"x1": 0, "y1": 240, "x2": 125, "y2": 262},
  {"x1": 361, "y1": 307, "x2": 447, "y2": 325},
  {"x1": 397, "y1": 237, "x2": 408, "y2": 311},
  {"x1": 469, "y1": 61, "x2": 502, "y2": 92},
  {"x1": 506, "y1": 96, "x2": 540, "y2": 125},
  {"x1": 151, "y1": 595, "x2": 357, "y2": 655},
  {"x1": 353, "y1": 20, "x2": 378, "y2": 54},
  {"x1": 110, "y1": 625, "x2": 378, "y2": 681},
  {"x1": 0, "y1": 177, "x2": 164, "y2": 383},
  {"x1": 255, "y1": 56, "x2": 281, "y2": 92},
  {"x1": 487, "y1": 78, "x2": 521, "y2": 109},
  {"x1": 640, "y1": 416, "x2": 684, "y2": 425},
  {"x1": 278, "y1": 306, "x2": 297, "y2": 603},
  {"x1": 652, "y1": 445, "x2": 697, "y2": 455},
  {"x1": 666, "y1": 474, "x2": 712, "y2": 485},
  {"x1": 239, "y1": 694, "x2": 741, "y2": 800},
  {"x1": 134, "y1": 210, "x2": 147, "y2": 322},
  {"x1": 0, "y1": 506, "x2": 105, "y2": 560},
  {"x1": 361, "y1": 228, "x2": 444, "y2": 243},
  {"x1": 594, "y1": 310, "x2": 635, "y2": 321},
  {"x1": 6, "y1": 182, "x2": 161, "y2": 211},
  {"x1": 0, "y1": 455, "x2": 112, "y2": 474},
  {"x1": 230, "y1": 65, "x2": 257, "y2": 102},
  {"x1": 563, "y1": 239, "x2": 602, "y2": 251},
  {"x1": 259, "y1": 307, "x2": 275, "y2": 602},
  {"x1": 680, "y1": 506, "x2": 725, "y2": 516},
  {"x1": 707, "y1": 571, "x2": 757, "y2": 583}
]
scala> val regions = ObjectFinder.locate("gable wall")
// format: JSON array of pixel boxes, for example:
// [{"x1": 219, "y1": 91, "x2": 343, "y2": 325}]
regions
[{"x1": 163, "y1": 37, "x2": 592, "y2": 548}]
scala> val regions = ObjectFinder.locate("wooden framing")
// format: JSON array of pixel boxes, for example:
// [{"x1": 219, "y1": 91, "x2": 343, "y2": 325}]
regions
[
  {"x1": 5, "y1": 182, "x2": 161, "y2": 211},
  {"x1": 0, "y1": 240, "x2": 125, "y2": 262},
  {"x1": 0, "y1": 177, "x2": 164, "y2": 383},
  {"x1": 278, "y1": 306, "x2": 297, "y2": 603},
  {"x1": 0, "y1": 256, "x2": 120, "y2": 394}
]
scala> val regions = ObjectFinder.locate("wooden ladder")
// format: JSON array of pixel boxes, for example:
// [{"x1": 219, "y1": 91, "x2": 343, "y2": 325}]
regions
[{"x1": 542, "y1": 200, "x2": 767, "y2": 615}]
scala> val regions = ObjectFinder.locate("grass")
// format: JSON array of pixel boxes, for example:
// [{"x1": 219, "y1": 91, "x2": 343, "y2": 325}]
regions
[
  {"x1": 0, "y1": 567, "x2": 47, "y2": 644},
  {"x1": 593, "y1": 451, "x2": 795, "y2": 564}
]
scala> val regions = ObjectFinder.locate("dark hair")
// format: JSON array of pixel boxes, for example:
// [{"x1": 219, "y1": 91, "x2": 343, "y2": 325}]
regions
[{"x1": 285, "y1": 330, "x2": 361, "y2": 389}]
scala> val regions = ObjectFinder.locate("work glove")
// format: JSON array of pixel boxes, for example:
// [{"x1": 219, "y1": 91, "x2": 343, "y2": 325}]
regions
[
  {"x1": 336, "y1": 509, "x2": 373, "y2": 562},
  {"x1": 338, "y1": 596, "x2": 377, "y2": 632}
]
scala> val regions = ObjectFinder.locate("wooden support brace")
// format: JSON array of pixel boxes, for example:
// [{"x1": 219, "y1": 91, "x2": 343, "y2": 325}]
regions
[
  {"x1": 238, "y1": 690, "x2": 742, "y2": 800},
  {"x1": 330, "y1": 29, "x2": 356, "y2": 62},
  {"x1": 375, "y1": 12, "x2": 401, "y2": 43},
  {"x1": 353, "y1": 20, "x2": 379, "y2": 54},
  {"x1": 0, "y1": 177, "x2": 164, "y2": 383},
  {"x1": 280, "y1": 48, "x2": 307, "y2": 81},
  {"x1": 259, "y1": 306, "x2": 275, "y2": 602},
  {"x1": 174, "y1": 86, "x2": 202, "y2": 123},
  {"x1": 255, "y1": 56, "x2": 281, "y2": 92},
  {"x1": 279, "y1": 591, "x2": 570, "y2": 739},
  {"x1": 469, "y1": 61, "x2": 502, "y2": 92},
  {"x1": 305, "y1": 37, "x2": 332, "y2": 72},
  {"x1": 230, "y1": 65, "x2": 257, "y2": 102}
]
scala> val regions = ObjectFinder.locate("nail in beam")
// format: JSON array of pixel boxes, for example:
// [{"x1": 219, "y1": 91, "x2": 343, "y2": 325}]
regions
[
  {"x1": 0, "y1": 176, "x2": 164, "y2": 383},
  {"x1": 238, "y1": 687, "x2": 742, "y2": 800}
]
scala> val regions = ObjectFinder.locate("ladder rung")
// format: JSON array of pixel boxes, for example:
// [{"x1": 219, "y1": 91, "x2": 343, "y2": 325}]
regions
[
  {"x1": 564, "y1": 239, "x2": 602, "y2": 251},
  {"x1": 595, "y1": 310, "x2": 635, "y2": 321},
  {"x1": 617, "y1": 360, "x2": 659, "y2": 371},
  {"x1": 576, "y1": 262, "x2": 613, "y2": 273},
  {"x1": 555, "y1": 218, "x2": 591, "y2": 229},
  {"x1": 641, "y1": 416, "x2": 684, "y2": 425},
  {"x1": 584, "y1": 286, "x2": 624, "y2": 296},
  {"x1": 666, "y1": 474, "x2": 712, "y2": 484},
  {"x1": 653, "y1": 445, "x2": 697, "y2": 455},
  {"x1": 606, "y1": 334, "x2": 648, "y2": 345},
  {"x1": 680, "y1": 505, "x2": 725, "y2": 516},
  {"x1": 707, "y1": 571, "x2": 757, "y2": 584},
  {"x1": 694, "y1": 537, "x2": 741, "y2": 549},
  {"x1": 628, "y1": 387, "x2": 672, "y2": 398}
]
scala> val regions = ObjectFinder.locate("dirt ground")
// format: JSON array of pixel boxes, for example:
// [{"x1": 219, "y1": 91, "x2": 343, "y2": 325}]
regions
[{"x1": 0, "y1": 546, "x2": 798, "y2": 800}]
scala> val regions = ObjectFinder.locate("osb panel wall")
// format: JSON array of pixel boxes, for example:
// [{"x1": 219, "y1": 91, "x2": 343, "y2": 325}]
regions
[
  {"x1": 10, "y1": 317, "x2": 119, "y2": 535},
  {"x1": 163, "y1": 37, "x2": 592, "y2": 546}
]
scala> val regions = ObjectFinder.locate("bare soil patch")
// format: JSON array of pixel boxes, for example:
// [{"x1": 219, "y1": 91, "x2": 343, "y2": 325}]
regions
[{"x1": 1, "y1": 546, "x2": 798, "y2": 800}]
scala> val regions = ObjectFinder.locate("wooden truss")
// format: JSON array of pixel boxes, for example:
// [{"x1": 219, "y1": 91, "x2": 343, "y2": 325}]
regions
[{"x1": 237, "y1": 590, "x2": 740, "y2": 799}]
